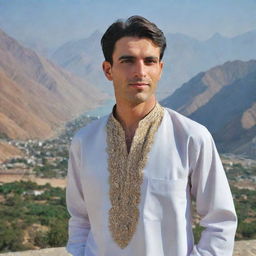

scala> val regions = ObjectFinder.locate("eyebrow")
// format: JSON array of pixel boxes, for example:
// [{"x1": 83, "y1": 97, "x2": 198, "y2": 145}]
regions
[
  {"x1": 118, "y1": 55, "x2": 159, "y2": 61},
  {"x1": 145, "y1": 56, "x2": 159, "y2": 61}
]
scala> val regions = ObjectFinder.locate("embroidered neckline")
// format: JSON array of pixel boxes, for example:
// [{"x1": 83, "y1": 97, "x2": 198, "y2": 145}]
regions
[{"x1": 106, "y1": 103, "x2": 164, "y2": 248}]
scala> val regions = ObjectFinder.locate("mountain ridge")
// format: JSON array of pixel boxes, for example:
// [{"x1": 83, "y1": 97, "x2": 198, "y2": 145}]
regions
[
  {"x1": 50, "y1": 29, "x2": 256, "y2": 98},
  {"x1": 161, "y1": 60, "x2": 256, "y2": 158},
  {"x1": 0, "y1": 28, "x2": 106, "y2": 140}
]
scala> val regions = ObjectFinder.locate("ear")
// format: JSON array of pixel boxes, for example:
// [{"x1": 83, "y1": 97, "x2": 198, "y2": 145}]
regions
[
  {"x1": 159, "y1": 61, "x2": 164, "y2": 79},
  {"x1": 102, "y1": 61, "x2": 113, "y2": 81}
]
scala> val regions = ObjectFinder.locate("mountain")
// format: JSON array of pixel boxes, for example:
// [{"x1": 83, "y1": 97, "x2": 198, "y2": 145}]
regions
[
  {"x1": 161, "y1": 30, "x2": 256, "y2": 97},
  {"x1": 161, "y1": 60, "x2": 256, "y2": 159},
  {"x1": 0, "y1": 28, "x2": 105, "y2": 140},
  {"x1": 51, "y1": 31, "x2": 111, "y2": 94},
  {"x1": 50, "y1": 30, "x2": 256, "y2": 99},
  {"x1": 0, "y1": 141, "x2": 23, "y2": 163}
]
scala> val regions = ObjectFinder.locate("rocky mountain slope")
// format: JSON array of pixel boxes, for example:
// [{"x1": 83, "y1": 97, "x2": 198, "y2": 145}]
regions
[
  {"x1": 161, "y1": 60, "x2": 256, "y2": 158},
  {"x1": 0, "y1": 141, "x2": 23, "y2": 163},
  {"x1": 0, "y1": 28, "x2": 105, "y2": 140}
]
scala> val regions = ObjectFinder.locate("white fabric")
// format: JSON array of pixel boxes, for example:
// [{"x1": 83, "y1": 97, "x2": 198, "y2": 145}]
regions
[{"x1": 66, "y1": 108, "x2": 237, "y2": 256}]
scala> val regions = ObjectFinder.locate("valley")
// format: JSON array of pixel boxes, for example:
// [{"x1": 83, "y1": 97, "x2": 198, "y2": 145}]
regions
[
  {"x1": 0, "y1": 18, "x2": 255, "y2": 253},
  {"x1": 0, "y1": 113, "x2": 255, "y2": 252}
]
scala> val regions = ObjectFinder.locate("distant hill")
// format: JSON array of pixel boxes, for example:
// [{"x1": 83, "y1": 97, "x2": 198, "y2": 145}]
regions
[
  {"x1": 51, "y1": 31, "x2": 110, "y2": 94},
  {"x1": 161, "y1": 60, "x2": 256, "y2": 159},
  {"x1": 0, "y1": 28, "x2": 106, "y2": 140},
  {"x1": 50, "y1": 30, "x2": 256, "y2": 98}
]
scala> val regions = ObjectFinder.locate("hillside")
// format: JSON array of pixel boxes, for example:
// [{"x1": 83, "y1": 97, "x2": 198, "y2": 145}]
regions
[
  {"x1": 51, "y1": 31, "x2": 110, "y2": 94},
  {"x1": 161, "y1": 60, "x2": 256, "y2": 158},
  {"x1": 0, "y1": 28, "x2": 105, "y2": 140},
  {"x1": 0, "y1": 141, "x2": 23, "y2": 163}
]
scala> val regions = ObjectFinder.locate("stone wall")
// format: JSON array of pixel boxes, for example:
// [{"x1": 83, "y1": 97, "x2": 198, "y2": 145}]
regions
[
  {"x1": 1, "y1": 240, "x2": 256, "y2": 256},
  {"x1": 233, "y1": 240, "x2": 256, "y2": 256},
  {"x1": 0, "y1": 248, "x2": 70, "y2": 256}
]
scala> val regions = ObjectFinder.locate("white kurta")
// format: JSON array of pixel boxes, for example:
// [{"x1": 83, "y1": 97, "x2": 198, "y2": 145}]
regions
[{"x1": 66, "y1": 107, "x2": 237, "y2": 256}]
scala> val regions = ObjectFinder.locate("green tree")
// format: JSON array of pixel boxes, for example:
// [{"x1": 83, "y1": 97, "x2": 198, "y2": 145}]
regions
[{"x1": 47, "y1": 219, "x2": 68, "y2": 247}]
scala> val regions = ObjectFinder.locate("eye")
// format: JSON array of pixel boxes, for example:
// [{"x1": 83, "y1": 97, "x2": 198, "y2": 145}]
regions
[
  {"x1": 121, "y1": 59, "x2": 133, "y2": 63},
  {"x1": 144, "y1": 59, "x2": 157, "y2": 65},
  {"x1": 120, "y1": 58, "x2": 135, "y2": 64}
]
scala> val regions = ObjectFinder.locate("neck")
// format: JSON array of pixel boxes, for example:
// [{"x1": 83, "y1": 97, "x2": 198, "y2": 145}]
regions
[
  {"x1": 114, "y1": 97, "x2": 157, "y2": 153},
  {"x1": 115, "y1": 99, "x2": 156, "y2": 130}
]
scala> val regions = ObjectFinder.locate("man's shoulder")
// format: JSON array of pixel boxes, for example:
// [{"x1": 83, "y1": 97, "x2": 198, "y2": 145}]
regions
[
  {"x1": 72, "y1": 114, "x2": 109, "y2": 143},
  {"x1": 163, "y1": 107, "x2": 211, "y2": 140}
]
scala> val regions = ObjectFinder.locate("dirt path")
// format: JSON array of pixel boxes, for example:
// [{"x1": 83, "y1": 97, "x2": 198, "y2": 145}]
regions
[{"x1": 0, "y1": 174, "x2": 66, "y2": 188}]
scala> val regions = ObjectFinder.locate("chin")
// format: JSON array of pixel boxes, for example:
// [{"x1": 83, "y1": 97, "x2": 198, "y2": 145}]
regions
[{"x1": 129, "y1": 94, "x2": 153, "y2": 105}]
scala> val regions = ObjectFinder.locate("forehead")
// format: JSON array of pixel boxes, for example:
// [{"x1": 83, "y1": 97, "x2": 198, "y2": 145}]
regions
[{"x1": 113, "y1": 36, "x2": 161, "y2": 58}]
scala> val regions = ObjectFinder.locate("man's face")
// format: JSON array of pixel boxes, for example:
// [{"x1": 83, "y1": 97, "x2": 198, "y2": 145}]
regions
[{"x1": 103, "y1": 37, "x2": 163, "y2": 106}]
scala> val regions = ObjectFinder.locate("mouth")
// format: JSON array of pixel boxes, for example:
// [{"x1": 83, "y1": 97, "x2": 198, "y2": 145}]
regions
[{"x1": 129, "y1": 82, "x2": 149, "y2": 88}]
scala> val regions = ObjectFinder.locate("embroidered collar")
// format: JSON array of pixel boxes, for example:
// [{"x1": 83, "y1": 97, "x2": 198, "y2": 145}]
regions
[{"x1": 106, "y1": 103, "x2": 164, "y2": 248}]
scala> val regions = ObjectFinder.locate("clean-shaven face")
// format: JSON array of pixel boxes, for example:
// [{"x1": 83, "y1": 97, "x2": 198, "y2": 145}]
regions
[{"x1": 103, "y1": 37, "x2": 163, "y2": 106}]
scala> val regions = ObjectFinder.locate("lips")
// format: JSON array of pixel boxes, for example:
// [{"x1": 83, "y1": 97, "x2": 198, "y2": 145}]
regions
[
  {"x1": 130, "y1": 83, "x2": 148, "y2": 86},
  {"x1": 128, "y1": 81, "x2": 149, "y2": 87}
]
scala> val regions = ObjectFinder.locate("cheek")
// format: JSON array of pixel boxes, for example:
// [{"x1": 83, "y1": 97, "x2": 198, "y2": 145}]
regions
[
  {"x1": 112, "y1": 68, "x2": 128, "y2": 80},
  {"x1": 151, "y1": 71, "x2": 161, "y2": 81}
]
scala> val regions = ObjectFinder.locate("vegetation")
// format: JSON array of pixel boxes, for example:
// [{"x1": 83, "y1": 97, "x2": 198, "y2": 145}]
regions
[
  {"x1": 192, "y1": 163, "x2": 256, "y2": 242},
  {"x1": 0, "y1": 132, "x2": 9, "y2": 139},
  {"x1": 231, "y1": 186, "x2": 256, "y2": 240},
  {"x1": 0, "y1": 171, "x2": 256, "y2": 253},
  {"x1": 33, "y1": 158, "x2": 67, "y2": 178},
  {"x1": 0, "y1": 181, "x2": 69, "y2": 253},
  {"x1": 1, "y1": 115, "x2": 255, "y2": 252},
  {"x1": 193, "y1": 224, "x2": 204, "y2": 244},
  {"x1": 225, "y1": 163, "x2": 256, "y2": 182}
]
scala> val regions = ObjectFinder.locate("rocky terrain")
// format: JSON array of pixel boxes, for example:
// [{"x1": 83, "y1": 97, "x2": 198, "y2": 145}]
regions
[
  {"x1": 161, "y1": 60, "x2": 256, "y2": 159},
  {"x1": 0, "y1": 28, "x2": 106, "y2": 140},
  {"x1": 0, "y1": 142, "x2": 23, "y2": 163}
]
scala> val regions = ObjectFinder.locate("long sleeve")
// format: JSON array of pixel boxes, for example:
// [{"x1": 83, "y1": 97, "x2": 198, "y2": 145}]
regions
[
  {"x1": 66, "y1": 136, "x2": 91, "y2": 256},
  {"x1": 189, "y1": 128, "x2": 237, "y2": 256}
]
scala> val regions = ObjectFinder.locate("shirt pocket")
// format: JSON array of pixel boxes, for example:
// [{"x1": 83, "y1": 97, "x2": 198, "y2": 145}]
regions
[{"x1": 143, "y1": 178, "x2": 188, "y2": 221}]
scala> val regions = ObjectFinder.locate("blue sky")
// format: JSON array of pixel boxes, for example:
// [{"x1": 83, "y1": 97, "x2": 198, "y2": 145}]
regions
[{"x1": 0, "y1": 0, "x2": 255, "y2": 48}]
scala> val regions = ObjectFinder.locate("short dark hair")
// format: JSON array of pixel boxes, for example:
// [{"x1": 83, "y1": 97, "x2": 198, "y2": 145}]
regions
[{"x1": 101, "y1": 15, "x2": 166, "y2": 64}]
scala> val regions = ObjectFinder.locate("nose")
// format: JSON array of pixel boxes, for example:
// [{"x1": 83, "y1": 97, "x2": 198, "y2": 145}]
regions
[{"x1": 133, "y1": 61, "x2": 146, "y2": 78}]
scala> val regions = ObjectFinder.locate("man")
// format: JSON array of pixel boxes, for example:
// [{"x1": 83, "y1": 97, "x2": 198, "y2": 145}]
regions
[{"x1": 66, "y1": 16, "x2": 237, "y2": 256}]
